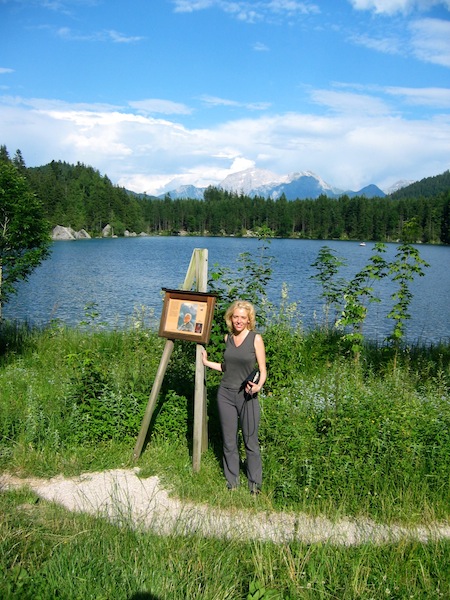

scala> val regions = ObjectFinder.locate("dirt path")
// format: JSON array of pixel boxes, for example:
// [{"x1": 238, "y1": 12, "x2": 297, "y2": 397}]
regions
[{"x1": 2, "y1": 468, "x2": 449, "y2": 546}]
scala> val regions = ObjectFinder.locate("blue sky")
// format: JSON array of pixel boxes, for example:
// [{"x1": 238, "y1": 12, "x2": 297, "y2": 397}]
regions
[{"x1": 1, "y1": 0, "x2": 450, "y2": 195}]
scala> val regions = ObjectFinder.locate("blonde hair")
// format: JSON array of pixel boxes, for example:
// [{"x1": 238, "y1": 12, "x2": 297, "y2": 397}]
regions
[{"x1": 224, "y1": 300, "x2": 256, "y2": 332}]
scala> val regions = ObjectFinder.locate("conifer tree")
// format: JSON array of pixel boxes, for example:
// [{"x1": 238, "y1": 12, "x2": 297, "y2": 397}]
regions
[{"x1": 0, "y1": 147, "x2": 51, "y2": 317}]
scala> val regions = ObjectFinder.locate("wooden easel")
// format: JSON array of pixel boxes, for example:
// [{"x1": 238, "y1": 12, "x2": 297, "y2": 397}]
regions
[{"x1": 133, "y1": 248, "x2": 209, "y2": 472}]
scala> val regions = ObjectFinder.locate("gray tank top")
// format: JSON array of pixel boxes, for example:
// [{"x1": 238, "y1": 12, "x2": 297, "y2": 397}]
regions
[{"x1": 220, "y1": 330, "x2": 257, "y2": 391}]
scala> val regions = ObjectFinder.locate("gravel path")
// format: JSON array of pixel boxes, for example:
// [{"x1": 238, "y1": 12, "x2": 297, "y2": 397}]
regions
[{"x1": 2, "y1": 468, "x2": 449, "y2": 546}]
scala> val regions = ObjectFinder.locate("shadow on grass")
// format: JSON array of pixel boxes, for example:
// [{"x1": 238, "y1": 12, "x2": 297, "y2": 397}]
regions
[{"x1": 0, "y1": 319, "x2": 35, "y2": 358}]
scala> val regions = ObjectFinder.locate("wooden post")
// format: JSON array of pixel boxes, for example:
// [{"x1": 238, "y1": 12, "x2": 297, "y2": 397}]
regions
[
  {"x1": 193, "y1": 343, "x2": 207, "y2": 471},
  {"x1": 133, "y1": 339, "x2": 174, "y2": 460},
  {"x1": 133, "y1": 248, "x2": 209, "y2": 469},
  {"x1": 192, "y1": 248, "x2": 209, "y2": 471}
]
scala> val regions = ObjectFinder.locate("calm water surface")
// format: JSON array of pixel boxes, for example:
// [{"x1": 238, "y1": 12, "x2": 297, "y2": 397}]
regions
[{"x1": 4, "y1": 237, "x2": 450, "y2": 344}]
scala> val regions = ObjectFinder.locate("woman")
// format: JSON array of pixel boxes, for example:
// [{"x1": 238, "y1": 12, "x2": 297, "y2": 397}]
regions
[{"x1": 202, "y1": 300, "x2": 267, "y2": 494}]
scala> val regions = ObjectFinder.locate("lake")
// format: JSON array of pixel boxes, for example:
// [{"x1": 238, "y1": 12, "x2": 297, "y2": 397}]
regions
[{"x1": 3, "y1": 236, "x2": 450, "y2": 345}]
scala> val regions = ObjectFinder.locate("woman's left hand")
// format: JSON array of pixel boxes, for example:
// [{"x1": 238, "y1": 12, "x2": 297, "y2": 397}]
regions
[{"x1": 246, "y1": 381, "x2": 260, "y2": 395}]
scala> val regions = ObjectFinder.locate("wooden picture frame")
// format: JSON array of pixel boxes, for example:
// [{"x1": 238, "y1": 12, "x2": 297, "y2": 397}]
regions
[{"x1": 158, "y1": 288, "x2": 216, "y2": 344}]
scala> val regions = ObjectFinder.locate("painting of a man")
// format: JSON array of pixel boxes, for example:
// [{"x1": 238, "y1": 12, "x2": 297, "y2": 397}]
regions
[{"x1": 178, "y1": 311, "x2": 195, "y2": 332}]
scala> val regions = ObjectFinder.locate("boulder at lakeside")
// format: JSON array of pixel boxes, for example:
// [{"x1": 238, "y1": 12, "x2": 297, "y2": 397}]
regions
[
  {"x1": 52, "y1": 226, "x2": 91, "y2": 241},
  {"x1": 52, "y1": 225, "x2": 149, "y2": 240}
]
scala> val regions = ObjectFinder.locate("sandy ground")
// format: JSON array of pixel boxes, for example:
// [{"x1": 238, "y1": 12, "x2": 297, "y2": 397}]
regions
[{"x1": 2, "y1": 468, "x2": 449, "y2": 546}]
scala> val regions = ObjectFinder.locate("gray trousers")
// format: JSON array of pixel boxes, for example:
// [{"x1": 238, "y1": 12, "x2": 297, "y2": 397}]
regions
[{"x1": 217, "y1": 385, "x2": 262, "y2": 490}]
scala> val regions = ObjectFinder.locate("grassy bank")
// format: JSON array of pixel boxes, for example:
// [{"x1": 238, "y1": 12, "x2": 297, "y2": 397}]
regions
[
  {"x1": 2, "y1": 485, "x2": 449, "y2": 600},
  {"x1": 1, "y1": 321, "x2": 449, "y2": 598}
]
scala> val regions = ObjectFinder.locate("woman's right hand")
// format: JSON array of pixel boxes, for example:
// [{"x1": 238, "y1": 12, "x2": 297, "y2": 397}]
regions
[{"x1": 201, "y1": 349, "x2": 208, "y2": 365}]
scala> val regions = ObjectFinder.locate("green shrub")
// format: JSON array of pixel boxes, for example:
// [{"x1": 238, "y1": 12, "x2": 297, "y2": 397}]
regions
[{"x1": 260, "y1": 362, "x2": 450, "y2": 518}]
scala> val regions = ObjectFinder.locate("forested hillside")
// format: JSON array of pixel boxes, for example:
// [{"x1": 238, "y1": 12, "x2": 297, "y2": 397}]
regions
[
  {"x1": 390, "y1": 170, "x2": 450, "y2": 200},
  {"x1": 26, "y1": 160, "x2": 147, "y2": 235},
  {"x1": 3, "y1": 147, "x2": 450, "y2": 243}
]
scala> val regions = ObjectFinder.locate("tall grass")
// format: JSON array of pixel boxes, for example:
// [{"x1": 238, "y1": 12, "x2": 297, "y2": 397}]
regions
[
  {"x1": 1, "y1": 319, "x2": 449, "y2": 598},
  {"x1": 1, "y1": 320, "x2": 449, "y2": 519}
]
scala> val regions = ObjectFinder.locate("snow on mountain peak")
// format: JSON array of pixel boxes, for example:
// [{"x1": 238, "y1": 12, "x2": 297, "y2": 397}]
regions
[
  {"x1": 384, "y1": 179, "x2": 415, "y2": 194},
  {"x1": 159, "y1": 167, "x2": 386, "y2": 200},
  {"x1": 219, "y1": 168, "x2": 287, "y2": 194},
  {"x1": 287, "y1": 171, "x2": 335, "y2": 191}
]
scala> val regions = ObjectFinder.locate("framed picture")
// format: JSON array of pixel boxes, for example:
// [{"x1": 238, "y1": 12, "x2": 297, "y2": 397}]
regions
[{"x1": 159, "y1": 288, "x2": 216, "y2": 344}]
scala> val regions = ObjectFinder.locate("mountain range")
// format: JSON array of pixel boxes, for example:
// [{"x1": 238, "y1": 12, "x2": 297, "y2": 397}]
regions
[{"x1": 160, "y1": 168, "x2": 414, "y2": 201}]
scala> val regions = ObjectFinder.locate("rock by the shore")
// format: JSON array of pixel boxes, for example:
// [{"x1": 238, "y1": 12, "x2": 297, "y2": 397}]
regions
[
  {"x1": 52, "y1": 225, "x2": 76, "y2": 241},
  {"x1": 52, "y1": 224, "x2": 148, "y2": 240},
  {"x1": 52, "y1": 226, "x2": 91, "y2": 241},
  {"x1": 75, "y1": 229, "x2": 91, "y2": 239}
]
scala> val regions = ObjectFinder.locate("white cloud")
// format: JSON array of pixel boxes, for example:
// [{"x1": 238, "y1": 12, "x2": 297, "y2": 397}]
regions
[
  {"x1": 268, "y1": 0, "x2": 320, "y2": 15},
  {"x1": 410, "y1": 18, "x2": 450, "y2": 66},
  {"x1": 349, "y1": 0, "x2": 413, "y2": 14},
  {"x1": 172, "y1": 0, "x2": 320, "y2": 22},
  {"x1": 349, "y1": 0, "x2": 450, "y2": 15},
  {"x1": 128, "y1": 99, "x2": 193, "y2": 115},
  {"x1": 1, "y1": 92, "x2": 450, "y2": 195},
  {"x1": 173, "y1": 0, "x2": 215, "y2": 12},
  {"x1": 56, "y1": 27, "x2": 144, "y2": 43},
  {"x1": 349, "y1": 15, "x2": 450, "y2": 67},
  {"x1": 106, "y1": 30, "x2": 145, "y2": 43},
  {"x1": 2, "y1": 96, "x2": 121, "y2": 112},
  {"x1": 0, "y1": 67, "x2": 14, "y2": 74},
  {"x1": 350, "y1": 33, "x2": 404, "y2": 55},
  {"x1": 200, "y1": 95, "x2": 242, "y2": 107},
  {"x1": 253, "y1": 41, "x2": 270, "y2": 51},
  {"x1": 384, "y1": 85, "x2": 450, "y2": 107},
  {"x1": 8, "y1": 1, "x2": 95, "y2": 15},
  {"x1": 309, "y1": 89, "x2": 392, "y2": 115},
  {"x1": 200, "y1": 95, "x2": 271, "y2": 110},
  {"x1": 328, "y1": 81, "x2": 450, "y2": 109}
]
